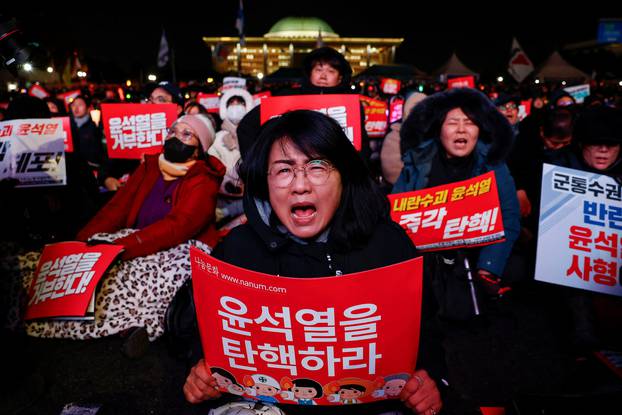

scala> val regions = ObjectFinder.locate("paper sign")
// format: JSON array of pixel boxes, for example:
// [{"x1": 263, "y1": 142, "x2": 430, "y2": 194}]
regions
[{"x1": 191, "y1": 248, "x2": 423, "y2": 406}]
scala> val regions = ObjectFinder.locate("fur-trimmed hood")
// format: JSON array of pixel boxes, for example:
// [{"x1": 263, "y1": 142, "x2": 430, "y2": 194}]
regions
[{"x1": 400, "y1": 88, "x2": 514, "y2": 164}]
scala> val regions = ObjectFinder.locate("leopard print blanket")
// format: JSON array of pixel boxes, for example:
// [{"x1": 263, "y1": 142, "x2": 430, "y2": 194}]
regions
[{"x1": 1, "y1": 229, "x2": 210, "y2": 341}]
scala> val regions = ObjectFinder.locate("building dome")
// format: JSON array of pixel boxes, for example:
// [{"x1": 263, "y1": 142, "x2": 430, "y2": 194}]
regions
[{"x1": 265, "y1": 17, "x2": 339, "y2": 38}]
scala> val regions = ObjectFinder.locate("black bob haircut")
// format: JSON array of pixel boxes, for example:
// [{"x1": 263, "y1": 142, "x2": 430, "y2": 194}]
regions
[
  {"x1": 239, "y1": 110, "x2": 389, "y2": 250},
  {"x1": 292, "y1": 378, "x2": 323, "y2": 397},
  {"x1": 303, "y1": 47, "x2": 352, "y2": 85}
]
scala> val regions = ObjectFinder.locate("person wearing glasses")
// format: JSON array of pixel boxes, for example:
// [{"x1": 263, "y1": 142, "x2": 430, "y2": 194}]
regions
[
  {"x1": 148, "y1": 80, "x2": 185, "y2": 116},
  {"x1": 493, "y1": 93, "x2": 521, "y2": 130},
  {"x1": 183, "y1": 110, "x2": 445, "y2": 415},
  {"x1": 18, "y1": 114, "x2": 225, "y2": 355}
]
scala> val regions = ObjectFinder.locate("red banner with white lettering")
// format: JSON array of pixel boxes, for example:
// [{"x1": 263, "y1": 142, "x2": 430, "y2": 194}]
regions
[
  {"x1": 360, "y1": 96, "x2": 388, "y2": 138},
  {"x1": 447, "y1": 76, "x2": 475, "y2": 89},
  {"x1": 197, "y1": 93, "x2": 221, "y2": 113},
  {"x1": 101, "y1": 103, "x2": 178, "y2": 159},
  {"x1": 191, "y1": 247, "x2": 422, "y2": 405},
  {"x1": 253, "y1": 91, "x2": 272, "y2": 107},
  {"x1": 260, "y1": 95, "x2": 362, "y2": 150},
  {"x1": 25, "y1": 242, "x2": 124, "y2": 320},
  {"x1": 388, "y1": 172, "x2": 505, "y2": 251}
]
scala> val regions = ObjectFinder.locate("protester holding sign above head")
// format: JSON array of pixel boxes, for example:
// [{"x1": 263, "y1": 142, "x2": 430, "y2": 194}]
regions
[
  {"x1": 237, "y1": 46, "x2": 371, "y2": 167},
  {"x1": 7, "y1": 114, "x2": 224, "y2": 357},
  {"x1": 184, "y1": 110, "x2": 444, "y2": 415},
  {"x1": 393, "y1": 88, "x2": 520, "y2": 300}
]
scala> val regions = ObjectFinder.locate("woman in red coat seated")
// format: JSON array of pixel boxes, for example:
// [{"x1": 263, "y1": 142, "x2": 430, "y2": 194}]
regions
[{"x1": 19, "y1": 114, "x2": 225, "y2": 346}]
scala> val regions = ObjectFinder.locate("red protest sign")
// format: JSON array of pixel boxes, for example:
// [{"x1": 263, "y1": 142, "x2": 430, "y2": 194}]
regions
[
  {"x1": 60, "y1": 116, "x2": 73, "y2": 152},
  {"x1": 360, "y1": 95, "x2": 388, "y2": 138},
  {"x1": 28, "y1": 84, "x2": 50, "y2": 99},
  {"x1": 260, "y1": 95, "x2": 362, "y2": 150},
  {"x1": 191, "y1": 248, "x2": 422, "y2": 406},
  {"x1": 380, "y1": 78, "x2": 401, "y2": 95},
  {"x1": 447, "y1": 76, "x2": 475, "y2": 89},
  {"x1": 102, "y1": 103, "x2": 178, "y2": 159},
  {"x1": 25, "y1": 242, "x2": 124, "y2": 320},
  {"x1": 197, "y1": 93, "x2": 221, "y2": 113},
  {"x1": 389, "y1": 96, "x2": 404, "y2": 124},
  {"x1": 388, "y1": 171, "x2": 505, "y2": 251},
  {"x1": 253, "y1": 90, "x2": 272, "y2": 106}
]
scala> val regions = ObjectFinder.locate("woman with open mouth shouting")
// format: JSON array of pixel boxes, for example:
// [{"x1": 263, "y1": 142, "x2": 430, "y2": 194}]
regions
[{"x1": 184, "y1": 110, "x2": 445, "y2": 415}]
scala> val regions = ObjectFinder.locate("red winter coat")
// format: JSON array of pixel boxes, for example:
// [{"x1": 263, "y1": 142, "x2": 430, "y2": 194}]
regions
[{"x1": 77, "y1": 154, "x2": 225, "y2": 259}]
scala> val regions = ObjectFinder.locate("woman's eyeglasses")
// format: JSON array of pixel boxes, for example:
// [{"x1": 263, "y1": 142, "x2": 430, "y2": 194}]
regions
[{"x1": 268, "y1": 159, "x2": 335, "y2": 188}]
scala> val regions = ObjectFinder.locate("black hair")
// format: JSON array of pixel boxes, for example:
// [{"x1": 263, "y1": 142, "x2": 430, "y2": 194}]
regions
[
  {"x1": 303, "y1": 47, "x2": 352, "y2": 85},
  {"x1": 400, "y1": 88, "x2": 514, "y2": 164},
  {"x1": 239, "y1": 110, "x2": 389, "y2": 250},
  {"x1": 184, "y1": 101, "x2": 208, "y2": 115},
  {"x1": 339, "y1": 384, "x2": 366, "y2": 392},
  {"x1": 292, "y1": 378, "x2": 323, "y2": 398},
  {"x1": 71, "y1": 95, "x2": 90, "y2": 108},
  {"x1": 211, "y1": 367, "x2": 239, "y2": 385},
  {"x1": 226, "y1": 96, "x2": 246, "y2": 107},
  {"x1": 541, "y1": 107, "x2": 575, "y2": 139}
]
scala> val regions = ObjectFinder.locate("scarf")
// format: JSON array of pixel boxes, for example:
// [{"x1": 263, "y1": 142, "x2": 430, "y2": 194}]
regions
[{"x1": 158, "y1": 154, "x2": 196, "y2": 181}]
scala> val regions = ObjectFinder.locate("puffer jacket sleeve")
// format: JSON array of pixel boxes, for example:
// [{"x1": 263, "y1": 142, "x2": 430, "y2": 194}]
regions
[{"x1": 476, "y1": 163, "x2": 520, "y2": 277}]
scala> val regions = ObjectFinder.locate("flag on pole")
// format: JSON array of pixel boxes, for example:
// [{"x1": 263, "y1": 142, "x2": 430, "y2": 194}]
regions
[
  {"x1": 508, "y1": 37, "x2": 534, "y2": 83},
  {"x1": 235, "y1": 0, "x2": 245, "y2": 46},
  {"x1": 158, "y1": 30, "x2": 170, "y2": 68}
]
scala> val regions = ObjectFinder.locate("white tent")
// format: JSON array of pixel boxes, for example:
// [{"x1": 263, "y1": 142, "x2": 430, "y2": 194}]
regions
[
  {"x1": 534, "y1": 51, "x2": 589, "y2": 81},
  {"x1": 434, "y1": 53, "x2": 479, "y2": 81}
]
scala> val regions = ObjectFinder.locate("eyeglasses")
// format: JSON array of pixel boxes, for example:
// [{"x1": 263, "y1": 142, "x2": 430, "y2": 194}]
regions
[
  {"x1": 167, "y1": 127, "x2": 197, "y2": 143},
  {"x1": 497, "y1": 102, "x2": 517, "y2": 111},
  {"x1": 268, "y1": 159, "x2": 334, "y2": 188}
]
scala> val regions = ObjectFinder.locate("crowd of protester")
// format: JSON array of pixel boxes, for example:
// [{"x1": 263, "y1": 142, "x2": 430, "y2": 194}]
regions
[{"x1": 1, "y1": 46, "x2": 621, "y2": 414}]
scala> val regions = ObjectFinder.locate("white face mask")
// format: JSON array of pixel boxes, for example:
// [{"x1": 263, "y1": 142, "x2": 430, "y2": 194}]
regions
[{"x1": 226, "y1": 104, "x2": 246, "y2": 124}]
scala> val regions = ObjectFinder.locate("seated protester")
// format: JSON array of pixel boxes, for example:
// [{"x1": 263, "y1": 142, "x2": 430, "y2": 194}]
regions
[
  {"x1": 99, "y1": 81, "x2": 186, "y2": 194},
  {"x1": 208, "y1": 88, "x2": 254, "y2": 225},
  {"x1": 8, "y1": 114, "x2": 225, "y2": 349},
  {"x1": 574, "y1": 106, "x2": 622, "y2": 179},
  {"x1": 380, "y1": 91, "x2": 427, "y2": 186},
  {"x1": 393, "y1": 88, "x2": 520, "y2": 300},
  {"x1": 558, "y1": 106, "x2": 622, "y2": 350},
  {"x1": 184, "y1": 110, "x2": 444, "y2": 415}
]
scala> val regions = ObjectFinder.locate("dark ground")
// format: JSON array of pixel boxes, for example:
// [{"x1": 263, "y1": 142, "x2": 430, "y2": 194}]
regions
[{"x1": 2, "y1": 282, "x2": 622, "y2": 415}]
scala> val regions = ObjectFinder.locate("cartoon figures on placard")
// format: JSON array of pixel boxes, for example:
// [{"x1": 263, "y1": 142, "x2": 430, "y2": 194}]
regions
[
  {"x1": 371, "y1": 373, "x2": 410, "y2": 398},
  {"x1": 323, "y1": 377, "x2": 380, "y2": 405},
  {"x1": 279, "y1": 377, "x2": 323, "y2": 405},
  {"x1": 243, "y1": 374, "x2": 282, "y2": 404},
  {"x1": 210, "y1": 367, "x2": 245, "y2": 395}
]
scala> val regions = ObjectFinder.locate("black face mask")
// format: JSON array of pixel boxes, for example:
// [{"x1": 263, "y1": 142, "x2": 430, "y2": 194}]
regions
[{"x1": 163, "y1": 137, "x2": 197, "y2": 163}]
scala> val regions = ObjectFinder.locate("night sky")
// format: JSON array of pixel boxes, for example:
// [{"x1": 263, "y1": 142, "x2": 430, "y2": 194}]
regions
[{"x1": 10, "y1": 3, "x2": 621, "y2": 82}]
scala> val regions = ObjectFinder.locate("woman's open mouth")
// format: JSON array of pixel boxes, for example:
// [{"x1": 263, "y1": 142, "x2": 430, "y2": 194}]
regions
[{"x1": 291, "y1": 203, "x2": 317, "y2": 224}]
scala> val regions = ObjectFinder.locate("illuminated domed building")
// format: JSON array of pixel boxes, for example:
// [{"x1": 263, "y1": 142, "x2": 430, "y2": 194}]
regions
[{"x1": 203, "y1": 16, "x2": 403, "y2": 77}]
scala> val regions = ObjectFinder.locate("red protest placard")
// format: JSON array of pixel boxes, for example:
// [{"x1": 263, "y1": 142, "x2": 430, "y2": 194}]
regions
[
  {"x1": 59, "y1": 116, "x2": 73, "y2": 152},
  {"x1": 191, "y1": 248, "x2": 422, "y2": 406},
  {"x1": 380, "y1": 78, "x2": 401, "y2": 95},
  {"x1": 25, "y1": 242, "x2": 124, "y2": 320},
  {"x1": 102, "y1": 103, "x2": 178, "y2": 159},
  {"x1": 197, "y1": 93, "x2": 221, "y2": 113},
  {"x1": 260, "y1": 95, "x2": 362, "y2": 150},
  {"x1": 447, "y1": 76, "x2": 475, "y2": 89},
  {"x1": 28, "y1": 84, "x2": 50, "y2": 99},
  {"x1": 253, "y1": 90, "x2": 272, "y2": 106},
  {"x1": 388, "y1": 171, "x2": 505, "y2": 251},
  {"x1": 360, "y1": 95, "x2": 388, "y2": 138}
]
